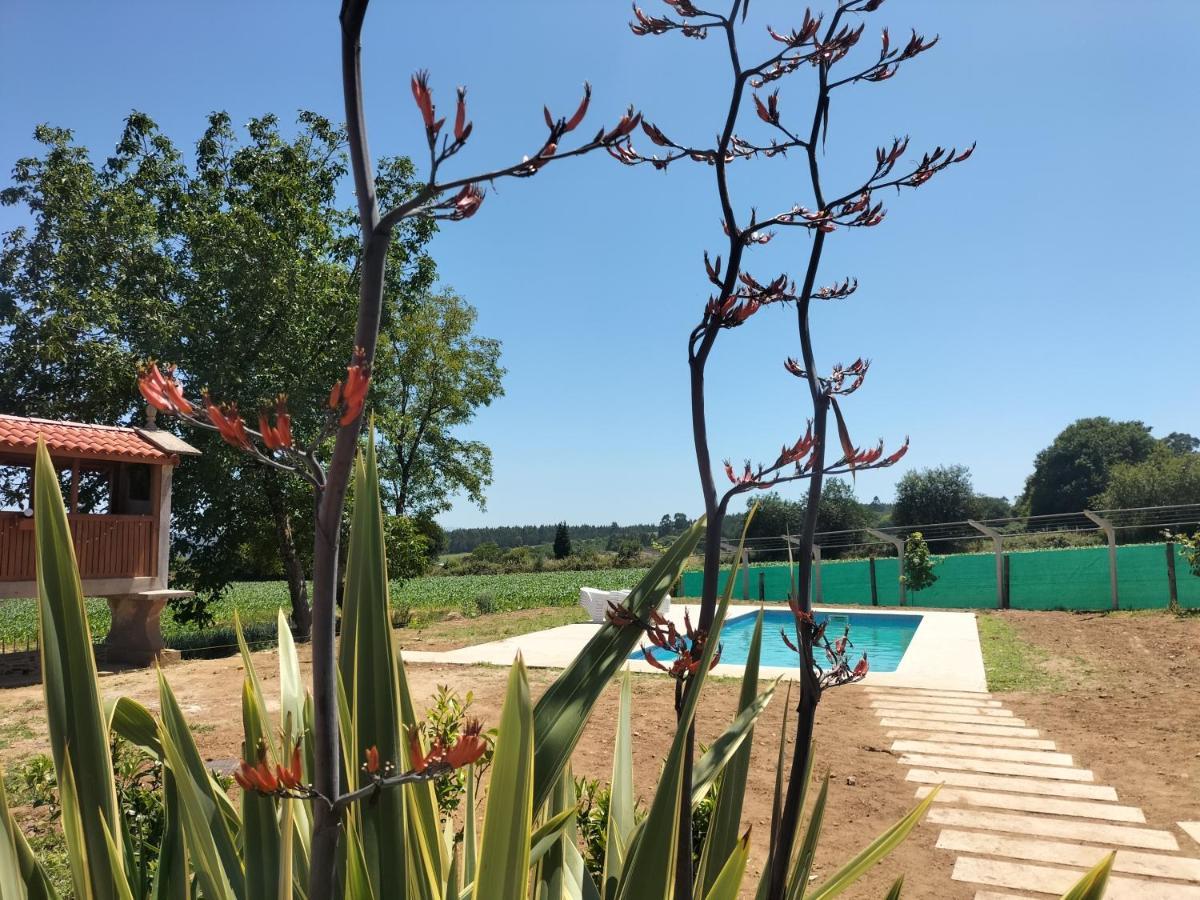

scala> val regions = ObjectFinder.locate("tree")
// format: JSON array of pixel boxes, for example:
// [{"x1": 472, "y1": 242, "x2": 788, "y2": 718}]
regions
[
  {"x1": 1095, "y1": 445, "x2": 1200, "y2": 509},
  {"x1": 625, "y1": 4, "x2": 970, "y2": 894},
  {"x1": 1018, "y1": 417, "x2": 1156, "y2": 515},
  {"x1": 0, "y1": 111, "x2": 445, "y2": 632},
  {"x1": 553, "y1": 522, "x2": 572, "y2": 559},
  {"x1": 1161, "y1": 432, "x2": 1200, "y2": 456},
  {"x1": 902, "y1": 531, "x2": 938, "y2": 593},
  {"x1": 892, "y1": 465, "x2": 976, "y2": 527},
  {"x1": 375, "y1": 289, "x2": 504, "y2": 518},
  {"x1": 971, "y1": 494, "x2": 1013, "y2": 520},
  {"x1": 743, "y1": 481, "x2": 869, "y2": 559},
  {"x1": 659, "y1": 514, "x2": 673, "y2": 536}
]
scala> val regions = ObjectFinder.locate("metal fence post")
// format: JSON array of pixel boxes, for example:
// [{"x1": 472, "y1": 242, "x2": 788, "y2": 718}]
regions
[
  {"x1": 869, "y1": 556, "x2": 879, "y2": 606},
  {"x1": 758, "y1": 570, "x2": 766, "y2": 602},
  {"x1": 1166, "y1": 541, "x2": 1179, "y2": 612},
  {"x1": 866, "y1": 528, "x2": 906, "y2": 605},
  {"x1": 1002, "y1": 553, "x2": 1011, "y2": 608},
  {"x1": 1083, "y1": 510, "x2": 1119, "y2": 610},
  {"x1": 968, "y1": 519, "x2": 1007, "y2": 609}
]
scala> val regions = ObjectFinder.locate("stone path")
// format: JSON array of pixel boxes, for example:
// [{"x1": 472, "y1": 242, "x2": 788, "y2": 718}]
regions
[{"x1": 865, "y1": 685, "x2": 1200, "y2": 898}]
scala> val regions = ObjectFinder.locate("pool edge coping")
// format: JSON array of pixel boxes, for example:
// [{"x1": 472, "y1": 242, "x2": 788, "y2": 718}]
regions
[{"x1": 400, "y1": 603, "x2": 988, "y2": 693}]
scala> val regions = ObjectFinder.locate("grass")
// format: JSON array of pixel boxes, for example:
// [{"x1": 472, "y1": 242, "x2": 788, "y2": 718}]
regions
[
  {"x1": 0, "y1": 568, "x2": 646, "y2": 653},
  {"x1": 976, "y1": 614, "x2": 1063, "y2": 692},
  {"x1": 396, "y1": 606, "x2": 589, "y2": 653}
]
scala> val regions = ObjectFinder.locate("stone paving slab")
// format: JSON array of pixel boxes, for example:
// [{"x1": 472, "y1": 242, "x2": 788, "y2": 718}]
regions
[
  {"x1": 952, "y1": 856, "x2": 1200, "y2": 898},
  {"x1": 873, "y1": 705, "x2": 1012, "y2": 720},
  {"x1": 906, "y1": 768, "x2": 1119, "y2": 801},
  {"x1": 866, "y1": 694, "x2": 1003, "y2": 709},
  {"x1": 879, "y1": 718, "x2": 1041, "y2": 738},
  {"x1": 937, "y1": 829, "x2": 1200, "y2": 883},
  {"x1": 892, "y1": 739, "x2": 1073, "y2": 766},
  {"x1": 1183, "y1": 823, "x2": 1200, "y2": 846},
  {"x1": 972, "y1": 892, "x2": 1036, "y2": 900},
  {"x1": 928, "y1": 807, "x2": 1180, "y2": 851},
  {"x1": 887, "y1": 729, "x2": 1057, "y2": 750},
  {"x1": 916, "y1": 785, "x2": 1146, "y2": 823},
  {"x1": 899, "y1": 753, "x2": 1094, "y2": 782},
  {"x1": 876, "y1": 709, "x2": 1028, "y2": 727},
  {"x1": 864, "y1": 691, "x2": 993, "y2": 705}
]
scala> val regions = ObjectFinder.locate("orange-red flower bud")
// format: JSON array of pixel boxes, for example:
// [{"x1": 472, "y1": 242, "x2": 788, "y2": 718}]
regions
[{"x1": 445, "y1": 720, "x2": 486, "y2": 769}]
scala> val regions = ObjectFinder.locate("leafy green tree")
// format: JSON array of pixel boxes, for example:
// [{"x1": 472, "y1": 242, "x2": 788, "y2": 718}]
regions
[
  {"x1": 374, "y1": 289, "x2": 504, "y2": 517},
  {"x1": 891, "y1": 465, "x2": 976, "y2": 526},
  {"x1": 902, "y1": 531, "x2": 938, "y2": 593},
  {"x1": 743, "y1": 481, "x2": 868, "y2": 560},
  {"x1": 470, "y1": 541, "x2": 502, "y2": 562},
  {"x1": 1018, "y1": 417, "x2": 1156, "y2": 515},
  {"x1": 0, "y1": 111, "x2": 501, "y2": 632},
  {"x1": 553, "y1": 521, "x2": 572, "y2": 559},
  {"x1": 1161, "y1": 432, "x2": 1200, "y2": 455},
  {"x1": 1095, "y1": 445, "x2": 1200, "y2": 509},
  {"x1": 970, "y1": 494, "x2": 1013, "y2": 520}
]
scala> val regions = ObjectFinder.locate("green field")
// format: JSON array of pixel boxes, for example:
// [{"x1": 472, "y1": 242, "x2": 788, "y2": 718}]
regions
[{"x1": 0, "y1": 567, "x2": 650, "y2": 649}]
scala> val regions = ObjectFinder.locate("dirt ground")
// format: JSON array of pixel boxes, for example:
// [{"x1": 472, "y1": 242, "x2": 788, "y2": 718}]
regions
[
  {"x1": 0, "y1": 608, "x2": 1197, "y2": 898},
  {"x1": 987, "y1": 610, "x2": 1200, "y2": 838}
]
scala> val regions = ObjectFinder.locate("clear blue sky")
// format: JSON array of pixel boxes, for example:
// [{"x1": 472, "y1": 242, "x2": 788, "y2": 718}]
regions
[{"x1": 3, "y1": 1, "x2": 1198, "y2": 529}]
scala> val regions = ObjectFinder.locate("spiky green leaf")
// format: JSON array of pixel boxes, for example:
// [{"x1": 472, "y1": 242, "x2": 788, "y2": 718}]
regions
[{"x1": 532, "y1": 519, "x2": 705, "y2": 812}]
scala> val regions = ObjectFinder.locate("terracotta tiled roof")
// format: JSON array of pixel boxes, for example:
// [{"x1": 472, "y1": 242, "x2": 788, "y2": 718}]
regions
[{"x1": 0, "y1": 415, "x2": 176, "y2": 463}]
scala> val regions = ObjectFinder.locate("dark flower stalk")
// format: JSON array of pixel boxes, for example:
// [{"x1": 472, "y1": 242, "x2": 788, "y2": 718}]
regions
[{"x1": 622, "y1": 1, "x2": 969, "y2": 896}]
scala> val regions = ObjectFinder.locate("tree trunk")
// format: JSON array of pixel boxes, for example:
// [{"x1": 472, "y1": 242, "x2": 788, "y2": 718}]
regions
[{"x1": 264, "y1": 472, "x2": 312, "y2": 639}]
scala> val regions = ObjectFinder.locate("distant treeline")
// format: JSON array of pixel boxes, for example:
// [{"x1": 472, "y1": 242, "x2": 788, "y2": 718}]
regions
[{"x1": 445, "y1": 522, "x2": 661, "y2": 553}]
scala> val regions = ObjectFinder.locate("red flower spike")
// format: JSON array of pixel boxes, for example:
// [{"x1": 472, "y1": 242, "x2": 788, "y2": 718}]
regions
[
  {"x1": 160, "y1": 366, "x2": 193, "y2": 415},
  {"x1": 275, "y1": 396, "x2": 293, "y2": 448},
  {"x1": 780, "y1": 629, "x2": 799, "y2": 653},
  {"x1": 829, "y1": 397, "x2": 857, "y2": 474},
  {"x1": 564, "y1": 83, "x2": 591, "y2": 133},
  {"x1": 408, "y1": 728, "x2": 430, "y2": 773},
  {"x1": 641, "y1": 645, "x2": 669, "y2": 672},
  {"x1": 138, "y1": 372, "x2": 173, "y2": 414},
  {"x1": 455, "y1": 87, "x2": 470, "y2": 142},
  {"x1": 365, "y1": 745, "x2": 381, "y2": 775},
  {"x1": 883, "y1": 437, "x2": 910, "y2": 465},
  {"x1": 450, "y1": 183, "x2": 485, "y2": 219},
  {"x1": 853, "y1": 654, "x2": 869, "y2": 678},
  {"x1": 233, "y1": 763, "x2": 257, "y2": 792},
  {"x1": 258, "y1": 412, "x2": 279, "y2": 450},
  {"x1": 753, "y1": 93, "x2": 772, "y2": 124},
  {"x1": 445, "y1": 720, "x2": 487, "y2": 769},
  {"x1": 328, "y1": 380, "x2": 343, "y2": 410},
  {"x1": 411, "y1": 71, "x2": 436, "y2": 130}
]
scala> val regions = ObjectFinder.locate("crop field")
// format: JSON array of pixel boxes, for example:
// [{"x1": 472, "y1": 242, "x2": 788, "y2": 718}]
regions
[{"x1": 0, "y1": 567, "x2": 650, "y2": 649}]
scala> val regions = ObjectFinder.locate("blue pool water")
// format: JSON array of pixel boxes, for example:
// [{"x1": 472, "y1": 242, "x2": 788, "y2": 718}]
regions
[{"x1": 631, "y1": 610, "x2": 923, "y2": 673}]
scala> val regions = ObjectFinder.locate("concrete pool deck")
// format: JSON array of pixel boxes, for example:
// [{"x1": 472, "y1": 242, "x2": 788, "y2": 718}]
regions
[{"x1": 402, "y1": 603, "x2": 988, "y2": 693}]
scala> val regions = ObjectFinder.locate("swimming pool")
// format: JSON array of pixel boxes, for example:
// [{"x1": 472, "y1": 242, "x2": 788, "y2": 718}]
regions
[{"x1": 632, "y1": 609, "x2": 924, "y2": 673}]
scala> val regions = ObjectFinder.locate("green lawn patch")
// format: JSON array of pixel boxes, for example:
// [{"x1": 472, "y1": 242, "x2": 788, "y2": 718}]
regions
[
  {"x1": 0, "y1": 568, "x2": 641, "y2": 654},
  {"x1": 976, "y1": 614, "x2": 1063, "y2": 693}
]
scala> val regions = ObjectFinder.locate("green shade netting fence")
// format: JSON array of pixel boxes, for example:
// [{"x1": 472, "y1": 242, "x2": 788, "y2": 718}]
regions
[{"x1": 678, "y1": 542, "x2": 1200, "y2": 611}]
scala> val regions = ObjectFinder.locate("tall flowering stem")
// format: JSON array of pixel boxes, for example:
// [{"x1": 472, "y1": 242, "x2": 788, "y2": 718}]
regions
[
  {"x1": 624, "y1": 1, "x2": 969, "y2": 896},
  {"x1": 139, "y1": 2, "x2": 637, "y2": 895}
]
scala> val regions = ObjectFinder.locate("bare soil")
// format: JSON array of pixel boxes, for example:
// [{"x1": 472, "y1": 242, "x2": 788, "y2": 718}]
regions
[
  {"x1": 1, "y1": 608, "x2": 1197, "y2": 898},
  {"x1": 982, "y1": 610, "x2": 1200, "y2": 836}
]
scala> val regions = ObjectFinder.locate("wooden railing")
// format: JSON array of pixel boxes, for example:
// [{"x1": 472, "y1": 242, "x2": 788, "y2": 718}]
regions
[{"x1": 0, "y1": 512, "x2": 157, "y2": 582}]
